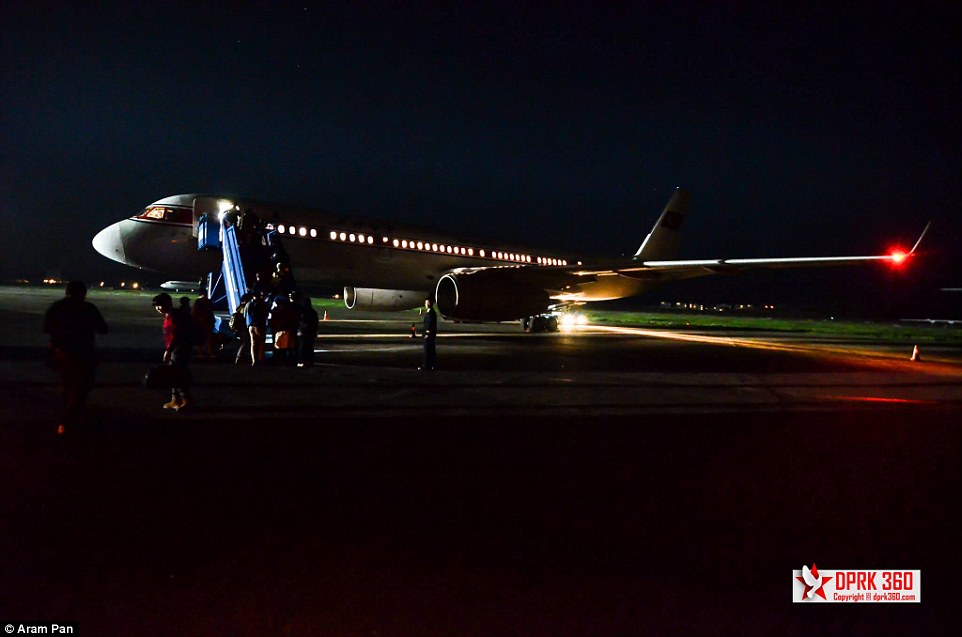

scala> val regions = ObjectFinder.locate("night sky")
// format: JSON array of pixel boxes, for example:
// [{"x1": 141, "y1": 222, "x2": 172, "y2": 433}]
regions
[{"x1": 2, "y1": 2, "x2": 959, "y2": 310}]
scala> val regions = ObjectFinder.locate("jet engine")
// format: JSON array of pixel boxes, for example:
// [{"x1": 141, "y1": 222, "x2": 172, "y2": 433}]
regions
[
  {"x1": 435, "y1": 271, "x2": 550, "y2": 322},
  {"x1": 343, "y1": 287, "x2": 425, "y2": 311}
]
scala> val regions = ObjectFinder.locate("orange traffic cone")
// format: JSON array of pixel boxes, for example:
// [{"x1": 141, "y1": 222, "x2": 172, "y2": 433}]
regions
[
  {"x1": 323, "y1": 310, "x2": 329, "y2": 320},
  {"x1": 910, "y1": 345, "x2": 921, "y2": 362}
]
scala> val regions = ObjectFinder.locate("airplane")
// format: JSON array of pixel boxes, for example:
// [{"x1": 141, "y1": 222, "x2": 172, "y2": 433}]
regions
[
  {"x1": 160, "y1": 280, "x2": 202, "y2": 292},
  {"x1": 92, "y1": 190, "x2": 927, "y2": 329}
]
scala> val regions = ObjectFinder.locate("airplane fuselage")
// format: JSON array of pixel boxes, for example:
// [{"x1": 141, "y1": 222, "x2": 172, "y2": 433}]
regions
[
  {"x1": 94, "y1": 194, "x2": 656, "y2": 304},
  {"x1": 93, "y1": 191, "x2": 916, "y2": 321}
]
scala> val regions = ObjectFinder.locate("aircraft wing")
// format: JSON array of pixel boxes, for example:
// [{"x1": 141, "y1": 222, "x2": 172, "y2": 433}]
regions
[
  {"x1": 574, "y1": 221, "x2": 931, "y2": 280},
  {"x1": 435, "y1": 222, "x2": 930, "y2": 310},
  {"x1": 586, "y1": 253, "x2": 904, "y2": 277}
]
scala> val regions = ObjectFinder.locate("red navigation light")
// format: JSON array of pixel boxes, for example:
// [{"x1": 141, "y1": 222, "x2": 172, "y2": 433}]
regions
[{"x1": 889, "y1": 249, "x2": 908, "y2": 265}]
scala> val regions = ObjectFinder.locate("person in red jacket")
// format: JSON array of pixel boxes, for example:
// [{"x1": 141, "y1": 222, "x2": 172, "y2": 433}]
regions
[{"x1": 152, "y1": 293, "x2": 194, "y2": 411}]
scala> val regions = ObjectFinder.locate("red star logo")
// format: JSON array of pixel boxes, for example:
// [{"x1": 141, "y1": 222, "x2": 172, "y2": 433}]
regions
[{"x1": 796, "y1": 563, "x2": 828, "y2": 600}]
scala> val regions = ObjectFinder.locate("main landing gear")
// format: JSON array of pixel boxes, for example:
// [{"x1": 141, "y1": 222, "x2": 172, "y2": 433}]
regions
[{"x1": 521, "y1": 314, "x2": 559, "y2": 333}]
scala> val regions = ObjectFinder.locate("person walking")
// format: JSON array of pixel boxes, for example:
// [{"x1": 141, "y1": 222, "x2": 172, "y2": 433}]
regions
[
  {"x1": 43, "y1": 281, "x2": 108, "y2": 434},
  {"x1": 152, "y1": 293, "x2": 194, "y2": 411},
  {"x1": 420, "y1": 298, "x2": 437, "y2": 371},
  {"x1": 233, "y1": 293, "x2": 253, "y2": 364}
]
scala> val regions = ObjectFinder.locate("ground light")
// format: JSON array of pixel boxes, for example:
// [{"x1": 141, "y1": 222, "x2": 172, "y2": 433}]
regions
[{"x1": 559, "y1": 312, "x2": 589, "y2": 330}]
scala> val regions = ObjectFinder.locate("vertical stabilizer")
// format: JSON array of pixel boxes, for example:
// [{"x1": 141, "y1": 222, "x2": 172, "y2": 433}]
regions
[{"x1": 633, "y1": 188, "x2": 690, "y2": 261}]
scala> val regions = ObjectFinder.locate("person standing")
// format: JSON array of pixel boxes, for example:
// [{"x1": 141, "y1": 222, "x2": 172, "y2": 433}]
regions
[
  {"x1": 420, "y1": 298, "x2": 437, "y2": 371},
  {"x1": 268, "y1": 295, "x2": 299, "y2": 365},
  {"x1": 297, "y1": 296, "x2": 319, "y2": 368},
  {"x1": 192, "y1": 290, "x2": 216, "y2": 358},
  {"x1": 152, "y1": 293, "x2": 193, "y2": 411},
  {"x1": 43, "y1": 281, "x2": 108, "y2": 434},
  {"x1": 245, "y1": 290, "x2": 269, "y2": 365}
]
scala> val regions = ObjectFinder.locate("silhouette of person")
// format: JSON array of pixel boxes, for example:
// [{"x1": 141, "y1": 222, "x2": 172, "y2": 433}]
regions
[
  {"x1": 420, "y1": 298, "x2": 437, "y2": 371},
  {"x1": 297, "y1": 296, "x2": 319, "y2": 368},
  {"x1": 192, "y1": 290, "x2": 216, "y2": 358},
  {"x1": 43, "y1": 280, "x2": 108, "y2": 434}
]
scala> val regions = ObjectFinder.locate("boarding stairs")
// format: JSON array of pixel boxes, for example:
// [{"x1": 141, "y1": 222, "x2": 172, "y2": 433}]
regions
[{"x1": 194, "y1": 204, "x2": 296, "y2": 314}]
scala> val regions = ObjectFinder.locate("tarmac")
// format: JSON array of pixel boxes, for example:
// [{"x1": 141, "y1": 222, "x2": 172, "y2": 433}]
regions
[
  {"x1": 2, "y1": 286, "x2": 961, "y2": 636},
  {"x1": 3, "y1": 286, "x2": 961, "y2": 422}
]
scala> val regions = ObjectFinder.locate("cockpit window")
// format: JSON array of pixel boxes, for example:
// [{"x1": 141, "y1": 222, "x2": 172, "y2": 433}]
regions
[{"x1": 135, "y1": 206, "x2": 193, "y2": 224}]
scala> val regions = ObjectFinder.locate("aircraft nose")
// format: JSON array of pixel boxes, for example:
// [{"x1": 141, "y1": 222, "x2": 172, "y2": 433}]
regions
[{"x1": 92, "y1": 222, "x2": 127, "y2": 264}]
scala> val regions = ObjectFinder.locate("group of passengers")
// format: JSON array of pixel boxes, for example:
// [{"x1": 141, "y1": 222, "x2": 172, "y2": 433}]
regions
[{"x1": 234, "y1": 289, "x2": 318, "y2": 368}]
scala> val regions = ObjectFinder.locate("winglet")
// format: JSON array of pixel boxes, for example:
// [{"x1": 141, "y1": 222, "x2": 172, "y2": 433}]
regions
[{"x1": 910, "y1": 221, "x2": 931, "y2": 254}]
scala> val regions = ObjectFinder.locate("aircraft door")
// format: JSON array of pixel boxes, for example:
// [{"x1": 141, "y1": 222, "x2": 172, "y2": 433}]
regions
[{"x1": 192, "y1": 197, "x2": 225, "y2": 238}]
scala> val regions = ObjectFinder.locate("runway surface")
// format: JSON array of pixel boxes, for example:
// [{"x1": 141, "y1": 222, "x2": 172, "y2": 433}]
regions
[{"x1": 2, "y1": 287, "x2": 961, "y2": 635}]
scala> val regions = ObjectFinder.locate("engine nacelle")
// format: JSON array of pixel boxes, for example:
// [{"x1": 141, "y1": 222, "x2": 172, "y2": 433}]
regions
[
  {"x1": 343, "y1": 287, "x2": 425, "y2": 311},
  {"x1": 435, "y1": 272, "x2": 550, "y2": 322}
]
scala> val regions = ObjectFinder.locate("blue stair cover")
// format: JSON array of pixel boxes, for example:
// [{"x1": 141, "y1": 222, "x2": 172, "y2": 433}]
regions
[{"x1": 197, "y1": 213, "x2": 221, "y2": 250}]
